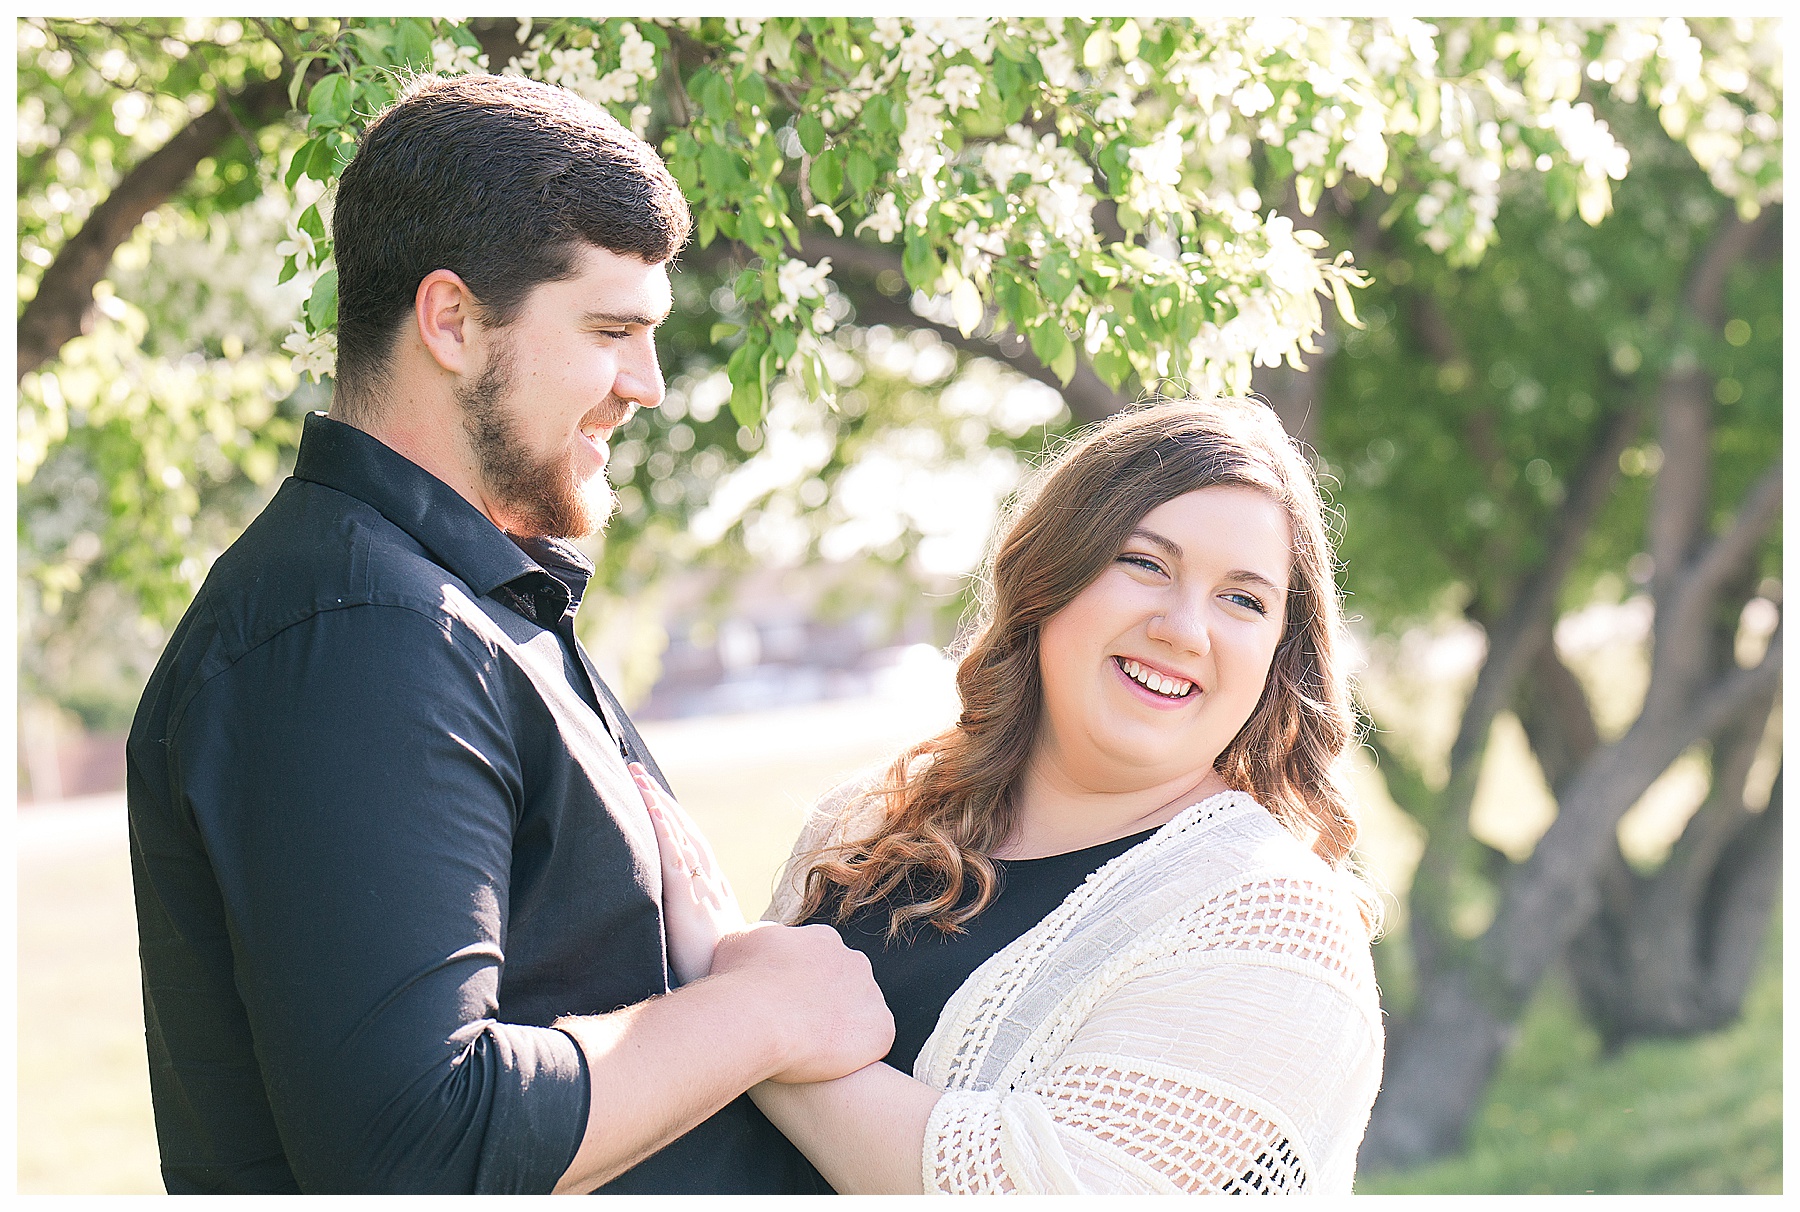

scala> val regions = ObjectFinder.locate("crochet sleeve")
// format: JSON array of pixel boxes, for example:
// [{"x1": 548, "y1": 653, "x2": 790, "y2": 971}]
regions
[{"x1": 921, "y1": 876, "x2": 1384, "y2": 1194}]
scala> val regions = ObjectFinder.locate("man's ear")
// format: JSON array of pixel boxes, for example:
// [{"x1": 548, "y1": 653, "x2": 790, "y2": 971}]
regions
[{"x1": 415, "y1": 269, "x2": 478, "y2": 374}]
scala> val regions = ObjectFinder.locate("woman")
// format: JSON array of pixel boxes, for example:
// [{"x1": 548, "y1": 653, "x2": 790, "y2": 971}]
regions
[{"x1": 641, "y1": 396, "x2": 1384, "y2": 1194}]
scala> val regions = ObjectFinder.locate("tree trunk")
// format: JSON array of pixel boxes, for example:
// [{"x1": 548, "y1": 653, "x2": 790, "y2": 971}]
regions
[
  {"x1": 1357, "y1": 964, "x2": 1514, "y2": 1168},
  {"x1": 1565, "y1": 694, "x2": 1781, "y2": 1049}
]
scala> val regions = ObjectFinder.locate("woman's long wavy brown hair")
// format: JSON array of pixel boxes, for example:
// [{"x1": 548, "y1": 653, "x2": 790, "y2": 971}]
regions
[{"x1": 795, "y1": 396, "x2": 1359, "y2": 938}]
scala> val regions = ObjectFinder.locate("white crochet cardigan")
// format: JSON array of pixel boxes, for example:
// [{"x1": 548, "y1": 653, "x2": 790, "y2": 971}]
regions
[{"x1": 767, "y1": 782, "x2": 1384, "y2": 1195}]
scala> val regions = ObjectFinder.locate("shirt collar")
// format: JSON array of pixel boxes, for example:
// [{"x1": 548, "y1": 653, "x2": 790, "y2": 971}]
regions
[{"x1": 291, "y1": 412, "x2": 586, "y2": 620}]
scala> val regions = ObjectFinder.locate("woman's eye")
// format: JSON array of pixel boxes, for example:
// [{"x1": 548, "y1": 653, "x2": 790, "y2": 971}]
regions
[
  {"x1": 1118, "y1": 554, "x2": 1163, "y2": 574},
  {"x1": 1223, "y1": 590, "x2": 1267, "y2": 615}
]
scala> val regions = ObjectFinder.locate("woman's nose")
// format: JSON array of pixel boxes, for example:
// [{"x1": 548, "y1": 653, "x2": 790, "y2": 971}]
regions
[{"x1": 1145, "y1": 594, "x2": 1212, "y2": 657}]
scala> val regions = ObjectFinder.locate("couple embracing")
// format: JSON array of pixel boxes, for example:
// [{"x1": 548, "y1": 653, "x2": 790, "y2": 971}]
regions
[{"x1": 128, "y1": 74, "x2": 1381, "y2": 1195}]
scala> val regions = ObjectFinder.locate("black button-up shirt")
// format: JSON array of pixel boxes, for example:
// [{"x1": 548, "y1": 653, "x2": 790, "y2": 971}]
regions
[{"x1": 127, "y1": 413, "x2": 804, "y2": 1193}]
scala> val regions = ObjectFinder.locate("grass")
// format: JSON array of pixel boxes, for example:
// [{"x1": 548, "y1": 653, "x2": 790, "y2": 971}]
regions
[
  {"x1": 14, "y1": 689, "x2": 1782, "y2": 1194},
  {"x1": 1360, "y1": 917, "x2": 1782, "y2": 1194}
]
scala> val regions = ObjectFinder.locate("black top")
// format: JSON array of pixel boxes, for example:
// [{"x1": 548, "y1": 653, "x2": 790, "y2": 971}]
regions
[
  {"x1": 784, "y1": 826, "x2": 1158, "y2": 1192},
  {"x1": 126, "y1": 412, "x2": 807, "y2": 1194}
]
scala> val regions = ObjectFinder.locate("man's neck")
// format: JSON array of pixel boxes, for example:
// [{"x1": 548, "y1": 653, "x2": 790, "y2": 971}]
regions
[{"x1": 329, "y1": 383, "x2": 506, "y2": 532}]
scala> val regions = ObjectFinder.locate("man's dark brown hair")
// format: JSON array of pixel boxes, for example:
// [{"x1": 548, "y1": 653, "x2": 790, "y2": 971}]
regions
[{"x1": 329, "y1": 73, "x2": 692, "y2": 418}]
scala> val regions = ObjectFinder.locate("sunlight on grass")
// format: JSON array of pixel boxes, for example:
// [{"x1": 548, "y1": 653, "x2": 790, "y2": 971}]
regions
[{"x1": 1360, "y1": 917, "x2": 1782, "y2": 1194}]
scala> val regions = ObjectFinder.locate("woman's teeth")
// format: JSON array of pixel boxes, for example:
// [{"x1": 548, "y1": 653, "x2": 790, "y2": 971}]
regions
[{"x1": 1119, "y1": 657, "x2": 1194, "y2": 699}]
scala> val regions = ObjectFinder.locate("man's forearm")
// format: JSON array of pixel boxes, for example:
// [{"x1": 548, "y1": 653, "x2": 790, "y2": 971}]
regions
[
  {"x1": 549, "y1": 971, "x2": 786, "y2": 1194},
  {"x1": 748, "y1": 1063, "x2": 939, "y2": 1195}
]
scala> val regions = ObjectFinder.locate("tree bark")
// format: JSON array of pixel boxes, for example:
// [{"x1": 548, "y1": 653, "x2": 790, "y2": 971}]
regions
[{"x1": 17, "y1": 68, "x2": 317, "y2": 382}]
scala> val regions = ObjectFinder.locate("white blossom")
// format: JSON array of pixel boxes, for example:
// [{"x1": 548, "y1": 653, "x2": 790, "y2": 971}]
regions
[
  {"x1": 806, "y1": 202, "x2": 844, "y2": 237},
  {"x1": 952, "y1": 220, "x2": 1004, "y2": 279},
  {"x1": 431, "y1": 39, "x2": 485, "y2": 76},
  {"x1": 1287, "y1": 129, "x2": 1330, "y2": 173},
  {"x1": 1232, "y1": 81, "x2": 1275, "y2": 117},
  {"x1": 772, "y1": 257, "x2": 833, "y2": 326},
  {"x1": 618, "y1": 24, "x2": 657, "y2": 78},
  {"x1": 870, "y1": 18, "x2": 905, "y2": 50},
  {"x1": 1337, "y1": 105, "x2": 1390, "y2": 180},
  {"x1": 274, "y1": 222, "x2": 316, "y2": 265},
  {"x1": 1038, "y1": 38, "x2": 1077, "y2": 89},
  {"x1": 282, "y1": 325, "x2": 337, "y2": 382},
  {"x1": 1127, "y1": 122, "x2": 1188, "y2": 216},
  {"x1": 856, "y1": 193, "x2": 904, "y2": 243},
  {"x1": 940, "y1": 64, "x2": 982, "y2": 113},
  {"x1": 1095, "y1": 92, "x2": 1137, "y2": 125}
]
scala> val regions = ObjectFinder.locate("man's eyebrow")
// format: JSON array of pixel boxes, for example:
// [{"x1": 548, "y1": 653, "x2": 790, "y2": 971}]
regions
[
  {"x1": 579, "y1": 308, "x2": 669, "y2": 328},
  {"x1": 1127, "y1": 526, "x2": 1288, "y2": 592}
]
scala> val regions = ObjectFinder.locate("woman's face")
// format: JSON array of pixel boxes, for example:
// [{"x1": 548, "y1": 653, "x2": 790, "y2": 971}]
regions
[{"x1": 1034, "y1": 485, "x2": 1293, "y2": 792}]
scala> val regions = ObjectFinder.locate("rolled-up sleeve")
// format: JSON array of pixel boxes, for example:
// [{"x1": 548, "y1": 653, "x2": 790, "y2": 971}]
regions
[{"x1": 170, "y1": 602, "x2": 588, "y2": 1193}]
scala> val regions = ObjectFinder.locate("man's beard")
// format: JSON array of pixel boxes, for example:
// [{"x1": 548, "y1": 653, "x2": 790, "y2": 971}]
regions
[{"x1": 455, "y1": 339, "x2": 617, "y2": 539}]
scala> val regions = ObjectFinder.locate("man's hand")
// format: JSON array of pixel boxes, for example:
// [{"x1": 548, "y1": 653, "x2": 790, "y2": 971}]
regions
[{"x1": 709, "y1": 921, "x2": 895, "y2": 1084}]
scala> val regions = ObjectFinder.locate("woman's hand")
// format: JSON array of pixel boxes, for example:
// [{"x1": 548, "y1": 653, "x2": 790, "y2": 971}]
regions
[{"x1": 632, "y1": 762, "x2": 747, "y2": 985}]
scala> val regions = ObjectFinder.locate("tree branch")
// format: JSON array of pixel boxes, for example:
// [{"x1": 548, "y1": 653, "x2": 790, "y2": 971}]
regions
[
  {"x1": 1513, "y1": 638, "x2": 1603, "y2": 797},
  {"x1": 1651, "y1": 461, "x2": 1783, "y2": 706},
  {"x1": 17, "y1": 67, "x2": 320, "y2": 381},
  {"x1": 1648, "y1": 209, "x2": 1778, "y2": 614},
  {"x1": 793, "y1": 230, "x2": 1132, "y2": 423},
  {"x1": 1491, "y1": 622, "x2": 1781, "y2": 1000}
]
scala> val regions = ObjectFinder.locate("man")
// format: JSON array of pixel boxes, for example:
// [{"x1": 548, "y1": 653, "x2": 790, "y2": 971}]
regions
[{"x1": 127, "y1": 73, "x2": 891, "y2": 1194}]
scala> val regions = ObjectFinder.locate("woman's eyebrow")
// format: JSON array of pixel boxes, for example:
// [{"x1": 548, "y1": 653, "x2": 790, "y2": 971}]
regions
[
  {"x1": 1128, "y1": 526, "x2": 1183, "y2": 558},
  {"x1": 1127, "y1": 527, "x2": 1287, "y2": 592},
  {"x1": 1227, "y1": 569, "x2": 1288, "y2": 594}
]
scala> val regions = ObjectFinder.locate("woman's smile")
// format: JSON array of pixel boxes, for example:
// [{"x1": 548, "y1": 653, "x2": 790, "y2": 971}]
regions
[{"x1": 1110, "y1": 655, "x2": 1198, "y2": 706}]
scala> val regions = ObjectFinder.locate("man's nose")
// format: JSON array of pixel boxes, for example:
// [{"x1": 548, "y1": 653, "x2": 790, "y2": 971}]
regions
[{"x1": 615, "y1": 337, "x2": 666, "y2": 412}]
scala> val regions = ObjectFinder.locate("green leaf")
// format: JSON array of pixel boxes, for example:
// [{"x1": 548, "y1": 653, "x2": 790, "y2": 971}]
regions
[
  {"x1": 771, "y1": 325, "x2": 798, "y2": 361},
  {"x1": 289, "y1": 53, "x2": 327, "y2": 110},
  {"x1": 700, "y1": 144, "x2": 742, "y2": 189},
  {"x1": 285, "y1": 137, "x2": 322, "y2": 189},
  {"x1": 306, "y1": 136, "x2": 337, "y2": 182},
  {"x1": 902, "y1": 236, "x2": 943, "y2": 290},
  {"x1": 727, "y1": 336, "x2": 767, "y2": 426},
  {"x1": 698, "y1": 210, "x2": 718, "y2": 248},
  {"x1": 1037, "y1": 251, "x2": 1077, "y2": 304},
  {"x1": 846, "y1": 147, "x2": 876, "y2": 197},
  {"x1": 798, "y1": 113, "x2": 827, "y2": 158},
  {"x1": 297, "y1": 204, "x2": 325, "y2": 240},
  {"x1": 393, "y1": 18, "x2": 435, "y2": 67},
  {"x1": 306, "y1": 269, "x2": 339, "y2": 331},
  {"x1": 863, "y1": 94, "x2": 891, "y2": 136},
  {"x1": 737, "y1": 203, "x2": 764, "y2": 251},
  {"x1": 809, "y1": 149, "x2": 843, "y2": 202},
  {"x1": 1029, "y1": 321, "x2": 1075, "y2": 385},
  {"x1": 710, "y1": 321, "x2": 741, "y2": 344},
  {"x1": 1092, "y1": 341, "x2": 1134, "y2": 390},
  {"x1": 330, "y1": 137, "x2": 356, "y2": 179},
  {"x1": 307, "y1": 74, "x2": 354, "y2": 128},
  {"x1": 277, "y1": 254, "x2": 298, "y2": 286}
]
